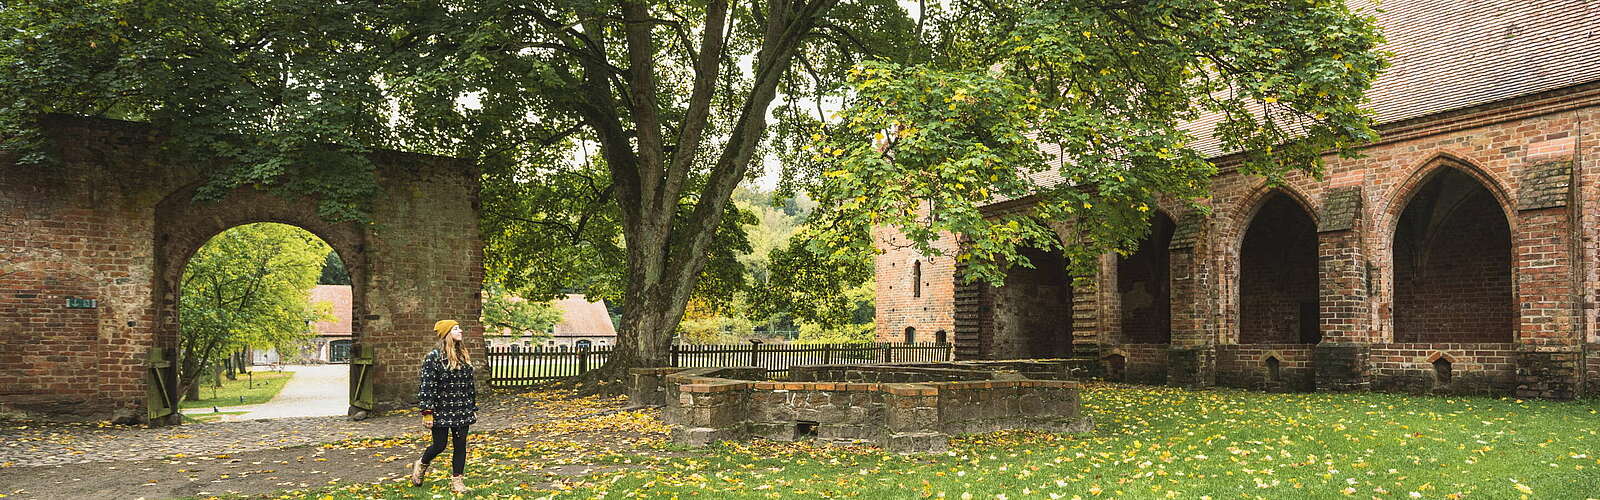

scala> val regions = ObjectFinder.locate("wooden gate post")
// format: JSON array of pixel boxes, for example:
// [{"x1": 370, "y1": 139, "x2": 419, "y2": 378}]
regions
[
  {"x1": 349, "y1": 345, "x2": 377, "y2": 416},
  {"x1": 145, "y1": 347, "x2": 178, "y2": 425}
]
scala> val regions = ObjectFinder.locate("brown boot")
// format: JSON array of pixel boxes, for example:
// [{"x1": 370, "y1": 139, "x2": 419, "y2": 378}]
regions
[
  {"x1": 409, "y1": 460, "x2": 429, "y2": 486},
  {"x1": 451, "y1": 475, "x2": 472, "y2": 494}
]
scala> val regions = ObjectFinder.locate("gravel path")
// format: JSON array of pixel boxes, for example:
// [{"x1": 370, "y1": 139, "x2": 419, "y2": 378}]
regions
[
  {"x1": 208, "y1": 365, "x2": 351, "y2": 422},
  {"x1": 0, "y1": 393, "x2": 531, "y2": 468}
]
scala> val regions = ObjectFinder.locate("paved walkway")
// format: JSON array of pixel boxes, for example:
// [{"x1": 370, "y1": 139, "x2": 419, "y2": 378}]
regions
[
  {"x1": 0, "y1": 393, "x2": 540, "y2": 468},
  {"x1": 189, "y1": 364, "x2": 351, "y2": 422}
]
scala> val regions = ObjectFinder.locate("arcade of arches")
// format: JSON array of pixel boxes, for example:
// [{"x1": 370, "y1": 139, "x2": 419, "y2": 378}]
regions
[
  {"x1": 892, "y1": 141, "x2": 1597, "y2": 400},
  {"x1": 0, "y1": 116, "x2": 483, "y2": 423}
]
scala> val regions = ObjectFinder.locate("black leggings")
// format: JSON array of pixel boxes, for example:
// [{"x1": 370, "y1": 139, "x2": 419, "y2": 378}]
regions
[{"x1": 420, "y1": 425, "x2": 469, "y2": 475}]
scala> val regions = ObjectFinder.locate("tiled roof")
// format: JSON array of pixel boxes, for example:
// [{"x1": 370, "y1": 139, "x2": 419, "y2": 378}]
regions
[
  {"x1": 1025, "y1": 0, "x2": 1600, "y2": 188},
  {"x1": 551, "y1": 294, "x2": 618, "y2": 337},
  {"x1": 309, "y1": 284, "x2": 353, "y2": 336}
]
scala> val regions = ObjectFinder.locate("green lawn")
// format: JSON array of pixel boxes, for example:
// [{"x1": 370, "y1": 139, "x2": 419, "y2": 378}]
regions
[
  {"x1": 179, "y1": 370, "x2": 294, "y2": 409},
  {"x1": 249, "y1": 383, "x2": 1600, "y2": 499}
]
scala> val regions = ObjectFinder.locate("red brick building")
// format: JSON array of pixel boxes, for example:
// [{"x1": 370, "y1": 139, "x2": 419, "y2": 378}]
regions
[{"x1": 876, "y1": 0, "x2": 1600, "y2": 398}]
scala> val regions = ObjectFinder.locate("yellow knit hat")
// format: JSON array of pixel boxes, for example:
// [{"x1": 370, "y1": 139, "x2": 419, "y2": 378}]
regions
[{"x1": 433, "y1": 319, "x2": 459, "y2": 339}]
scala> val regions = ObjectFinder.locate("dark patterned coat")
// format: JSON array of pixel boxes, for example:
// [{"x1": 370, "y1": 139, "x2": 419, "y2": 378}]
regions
[{"x1": 416, "y1": 349, "x2": 478, "y2": 427}]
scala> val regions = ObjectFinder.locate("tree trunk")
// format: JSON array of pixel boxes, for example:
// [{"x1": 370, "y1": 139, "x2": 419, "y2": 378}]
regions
[
  {"x1": 184, "y1": 358, "x2": 202, "y2": 401},
  {"x1": 224, "y1": 354, "x2": 237, "y2": 381},
  {"x1": 562, "y1": 0, "x2": 835, "y2": 395}
]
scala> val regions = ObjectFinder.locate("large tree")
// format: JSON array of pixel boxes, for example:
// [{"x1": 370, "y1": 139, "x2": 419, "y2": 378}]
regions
[
  {"x1": 178, "y1": 223, "x2": 329, "y2": 401},
  {"x1": 2, "y1": 0, "x2": 1384, "y2": 387}
]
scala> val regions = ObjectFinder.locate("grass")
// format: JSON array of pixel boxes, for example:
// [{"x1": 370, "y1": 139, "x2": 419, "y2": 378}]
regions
[
  {"x1": 240, "y1": 384, "x2": 1600, "y2": 499},
  {"x1": 179, "y1": 370, "x2": 294, "y2": 409}
]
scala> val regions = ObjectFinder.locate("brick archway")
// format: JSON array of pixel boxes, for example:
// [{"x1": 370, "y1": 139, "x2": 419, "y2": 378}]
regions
[
  {"x1": 153, "y1": 183, "x2": 369, "y2": 352},
  {"x1": 0, "y1": 115, "x2": 482, "y2": 423},
  {"x1": 152, "y1": 184, "x2": 371, "y2": 416}
]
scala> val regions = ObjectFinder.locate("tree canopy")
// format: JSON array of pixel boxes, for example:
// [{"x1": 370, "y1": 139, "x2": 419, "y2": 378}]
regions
[
  {"x1": 178, "y1": 222, "x2": 330, "y2": 399},
  {"x1": 2, "y1": 0, "x2": 1385, "y2": 382}
]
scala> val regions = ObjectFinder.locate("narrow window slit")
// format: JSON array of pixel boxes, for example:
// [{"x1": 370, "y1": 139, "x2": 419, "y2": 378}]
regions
[
  {"x1": 796, "y1": 420, "x2": 819, "y2": 439},
  {"x1": 1103, "y1": 354, "x2": 1127, "y2": 383},
  {"x1": 1433, "y1": 358, "x2": 1453, "y2": 387}
]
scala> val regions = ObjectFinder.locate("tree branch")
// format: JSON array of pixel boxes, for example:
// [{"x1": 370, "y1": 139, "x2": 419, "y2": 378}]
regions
[{"x1": 659, "y1": 0, "x2": 732, "y2": 215}]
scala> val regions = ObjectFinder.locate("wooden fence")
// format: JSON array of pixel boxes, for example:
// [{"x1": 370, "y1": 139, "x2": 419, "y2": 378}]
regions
[{"x1": 485, "y1": 342, "x2": 953, "y2": 387}]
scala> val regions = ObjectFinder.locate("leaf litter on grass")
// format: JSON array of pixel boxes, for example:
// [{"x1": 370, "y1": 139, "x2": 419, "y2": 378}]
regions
[{"x1": 238, "y1": 384, "x2": 1600, "y2": 500}]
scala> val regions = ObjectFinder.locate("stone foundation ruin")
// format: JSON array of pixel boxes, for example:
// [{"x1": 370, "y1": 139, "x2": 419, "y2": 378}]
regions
[{"x1": 631, "y1": 361, "x2": 1093, "y2": 453}]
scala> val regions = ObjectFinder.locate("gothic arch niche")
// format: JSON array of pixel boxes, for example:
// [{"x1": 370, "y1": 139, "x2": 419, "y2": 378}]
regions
[
  {"x1": 1238, "y1": 192, "x2": 1320, "y2": 344},
  {"x1": 1117, "y1": 212, "x2": 1176, "y2": 344},
  {"x1": 1391, "y1": 167, "x2": 1514, "y2": 343}
]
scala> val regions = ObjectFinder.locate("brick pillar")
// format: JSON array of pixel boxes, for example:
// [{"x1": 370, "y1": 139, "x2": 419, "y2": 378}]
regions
[
  {"x1": 1167, "y1": 212, "x2": 1215, "y2": 387},
  {"x1": 1513, "y1": 159, "x2": 1582, "y2": 399},
  {"x1": 1069, "y1": 275, "x2": 1101, "y2": 375},
  {"x1": 1315, "y1": 187, "x2": 1373, "y2": 391},
  {"x1": 952, "y1": 263, "x2": 985, "y2": 361}
]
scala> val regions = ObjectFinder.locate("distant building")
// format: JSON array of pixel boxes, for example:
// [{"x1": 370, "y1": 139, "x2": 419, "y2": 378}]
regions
[
  {"x1": 253, "y1": 284, "x2": 354, "y2": 364},
  {"x1": 304, "y1": 284, "x2": 354, "y2": 362},
  {"x1": 485, "y1": 294, "x2": 618, "y2": 350}
]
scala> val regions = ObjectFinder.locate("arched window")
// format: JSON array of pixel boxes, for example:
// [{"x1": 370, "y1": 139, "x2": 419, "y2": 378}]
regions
[
  {"x1": 912, "y1": 260, "x2": 922, "y2": 298},
  {"x1": 935, "y1": 330, "x2": 948, "y2": 344},
  {"x1": 904, "y1": 326, "x2": 916, "y2": 343}
]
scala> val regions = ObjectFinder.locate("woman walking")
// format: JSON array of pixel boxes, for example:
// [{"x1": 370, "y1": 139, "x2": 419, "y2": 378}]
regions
[{"x1": 409, "y1": 319, "x2": 478, "y2": 494}]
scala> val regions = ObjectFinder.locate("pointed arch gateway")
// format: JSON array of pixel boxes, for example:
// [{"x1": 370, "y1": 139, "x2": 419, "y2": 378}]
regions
[
  {"x1": 1238, "y1": 191, "x2": 1321, "y2": 344},
  {"x1": 1391, "y1": 166, "x2": 1514, "y2": 343}
]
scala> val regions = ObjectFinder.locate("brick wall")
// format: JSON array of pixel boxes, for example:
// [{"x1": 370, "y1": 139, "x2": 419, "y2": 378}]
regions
[
  {"x1": 0, "y1": 269, "x2": 103, "y2": 415},
  {"x1": 1102, "y1": 344, "x2": 1169, "y2": 385},
  {"x1": 0, "y1": 115, "x2": 482, "y2": 422},
  {"x1": 873, "y1": 220, "x2": 956, "y2": 344},
  {"x1": 1215, "y1": 344, "x2": 1315, "y2": 392},
  {"x1": 1585, "y1": 344, "x2": 1600, "y2": 397},
  {"x1": 1369, "y1": 343, "x2": 1518, "y2": 394}
]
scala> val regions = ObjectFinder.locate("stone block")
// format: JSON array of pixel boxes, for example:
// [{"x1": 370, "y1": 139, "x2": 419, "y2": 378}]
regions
[
  {"x1": 885, "y1": 432, "x2": 950, "y2": 454},
  {"x1": 747, "y1": 422, "x2": 799, "y2": 442},
  {"x1": 1315, "y1": 343, "x2": 1371, "y2": 392}
]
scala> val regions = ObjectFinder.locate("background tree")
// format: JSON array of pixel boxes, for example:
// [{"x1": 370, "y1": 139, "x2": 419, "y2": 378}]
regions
[
  {"x1": 2, "y1": 0, "x2": 1383, "y2": 390},
  {"x1": 318, "y1": 251, "x2": 351, "y2": 286},
  {"x1": 480, "y1": 284, "x2": 565, "y2": 341},
  {"x1": 178, "y1": 223, "x2": 330, "y2": 401}
]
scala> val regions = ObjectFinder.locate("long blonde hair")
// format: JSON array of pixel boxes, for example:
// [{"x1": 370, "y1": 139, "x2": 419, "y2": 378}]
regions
[{"x1": 436, "y1": 335, "x2": 472, "y2": 370}]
